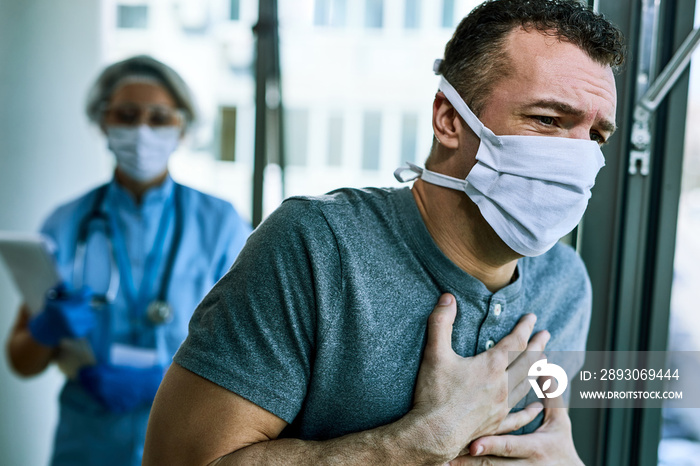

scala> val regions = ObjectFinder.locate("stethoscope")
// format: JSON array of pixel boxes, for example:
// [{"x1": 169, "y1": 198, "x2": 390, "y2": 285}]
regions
[{"x1": 73, "y1": 182, "x2": 183, "y2": 326}]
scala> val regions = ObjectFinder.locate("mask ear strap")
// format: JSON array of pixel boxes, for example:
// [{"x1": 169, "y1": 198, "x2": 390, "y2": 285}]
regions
[
  {"x1": 395, "y1": 162, "x2": 469, "y2": 193},
  {"x1": 394, "y1": 162, "x2": 422, "y2": 182},
  {"x1": 438, "y1": 77, "x2": 486, "y2": 136}
]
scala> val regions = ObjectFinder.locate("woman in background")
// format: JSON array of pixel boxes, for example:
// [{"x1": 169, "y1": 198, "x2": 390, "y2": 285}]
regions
[{"x1": 6, "y1": 55, "x2": 251, "y2": 465}]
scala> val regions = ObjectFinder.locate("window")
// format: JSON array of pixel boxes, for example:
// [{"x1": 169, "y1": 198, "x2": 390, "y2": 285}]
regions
[
  {"x1": 315, "y1": 0, "x2": 347, "y2": 27},
  {"x1": 365, "y1": 0, "x2": 384, "y2": 29},
  {"x1": 230, "y1": 0, "x2": 240, "y2": 21},
  {"x1": 314, "y1": 0, "x2": 328, "y2": 26},
  {"x1": 400, "y1": 113, "x2": 419, "y2": 165},
  {"x1": 405, "y1": 0, "x2": 420, "y2": 29},
  {"x1": 327, "y1": 112, "x2": 344, "y2": 167},
  {"x1": 117, "y1": 4, "x2": 148, "y2": 29},
  {"x1": 442, "y1": 0, "x2": 455, "y2": 29},
  {"x1": 285, "y1": 109, "x2": 309, "y2": 167},
  {"x1": 362, "y1": 111, "x2": 382, "y2": 170},
  {"x1": 219, "y1": 107, "x2": 237, "y2": 162}
]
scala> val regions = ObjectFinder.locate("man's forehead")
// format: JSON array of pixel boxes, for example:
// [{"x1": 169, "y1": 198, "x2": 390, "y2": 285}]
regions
[
  {"x1": 503, "y1": 26, "x2": 615, "y2": 76},
  {"x1": 504, "y1": 26, "x2": 586, "y2": 63},
  {"x1": 503, "y1": 28, "x2": 618, "y2": 106}
]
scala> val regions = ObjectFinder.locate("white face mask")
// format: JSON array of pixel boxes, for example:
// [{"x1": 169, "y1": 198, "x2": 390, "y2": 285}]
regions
[
  {"x1": 395, "y1": 73, "x2": 605, "y2": 257},
  {"x1": 106, "y1": 125, "x2": 180, "y2": 182}
]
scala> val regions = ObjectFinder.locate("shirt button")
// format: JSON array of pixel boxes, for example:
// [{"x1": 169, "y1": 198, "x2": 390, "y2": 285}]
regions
[
  {"x1": 494, "y1": 304, "x2": 502, "y2": 316},
  {"x1": 485, "y1": 339, "x2": 495, "y2": 350}
]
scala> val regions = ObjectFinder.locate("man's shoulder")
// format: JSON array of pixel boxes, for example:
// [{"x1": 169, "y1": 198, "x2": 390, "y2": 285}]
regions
[
  {"x1": 278, "y1": 186, "x2": 408, "y2": 226},
  {"x1": 248, "y1": 187, "x2": 409, "y2": 256},
  {"x1": 284, "y1": 186, "x2": 405, "y2": 209}
]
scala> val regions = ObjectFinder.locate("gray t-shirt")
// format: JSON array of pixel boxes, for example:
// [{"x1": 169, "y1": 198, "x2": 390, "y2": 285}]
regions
[{"x1": 174, "y1": 187, "x2": 591, "y2": 440}]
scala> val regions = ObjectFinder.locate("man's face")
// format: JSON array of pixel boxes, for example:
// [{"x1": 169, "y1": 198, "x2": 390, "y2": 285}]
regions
[{"x1": 476, "y1": 27, "x2": 617, "y2": 147}]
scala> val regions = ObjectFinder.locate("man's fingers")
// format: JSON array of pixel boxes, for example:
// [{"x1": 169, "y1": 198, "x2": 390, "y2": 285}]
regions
[
  {"x1": 493, "y1": 402, "x2": 544, "y2": 435},
  {"x1": 506, "y1": 330, "x2": 550, "y2": 379},
  {"x1": 502, "y1": 331, "x2": 549, "y2": 408},
  {"x1": 508, "y1": 377, "x2": 536, "y2": 410},
  {"x1": 493, "y1": 313, "x2": 537, "y2": 365},
  {"x1": 542, "y1": 376, "x2": 568, "y2": 421},
  {"x1": 470, "y1": 433, "x2": 535, "y2": 458},
  {"x1": 424, "y1": 294, "x2": 457, "y2": 356}
]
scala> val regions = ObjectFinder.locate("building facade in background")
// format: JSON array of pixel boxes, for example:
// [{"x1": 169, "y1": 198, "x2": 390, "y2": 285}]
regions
[{"x1": 104, "y1": 0, "x2": 481, "y2": 219}]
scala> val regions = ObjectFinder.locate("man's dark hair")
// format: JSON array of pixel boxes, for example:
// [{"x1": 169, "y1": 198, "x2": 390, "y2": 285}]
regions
[{"x1": 438, "y1": 0, "x2": 626, "y2": 116}]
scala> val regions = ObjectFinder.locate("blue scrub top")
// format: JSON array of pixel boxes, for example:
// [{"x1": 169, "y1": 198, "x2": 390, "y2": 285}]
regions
[{"x1": 40, "y1": 175, "x2": 251, "y2": 466}]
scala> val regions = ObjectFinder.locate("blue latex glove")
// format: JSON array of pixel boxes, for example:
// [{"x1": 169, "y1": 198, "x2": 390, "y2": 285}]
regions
[
  {"x1": 28, "y1": 285, "x2": 96, "y2": 347},
  {"x1": 78, "y1": 364, "x2": 164, "y2": 413}
]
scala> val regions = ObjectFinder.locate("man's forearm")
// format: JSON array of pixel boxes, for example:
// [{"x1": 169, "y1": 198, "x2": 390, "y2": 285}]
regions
[{"x1": 216, "y1": 413, "x2": 448, "y2": 466}]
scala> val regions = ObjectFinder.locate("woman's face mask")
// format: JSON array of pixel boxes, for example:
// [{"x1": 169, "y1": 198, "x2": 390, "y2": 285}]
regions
[
  {"x1": 106, "y1": 125, "x2": 180, "y2": 182},
  {"x1": 396, "y1": 74, "x2": 605, "y2": 257}
]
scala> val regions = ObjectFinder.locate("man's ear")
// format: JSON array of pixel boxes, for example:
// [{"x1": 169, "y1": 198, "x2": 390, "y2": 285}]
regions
[{"x1": 432, "y1": 92, "x2": 460, "y2": 150}]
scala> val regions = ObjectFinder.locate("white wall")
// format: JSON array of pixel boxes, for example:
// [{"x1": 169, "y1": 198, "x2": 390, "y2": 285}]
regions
[{"x1": 0, "y1": 1, "x2": 108, "y2": 464}]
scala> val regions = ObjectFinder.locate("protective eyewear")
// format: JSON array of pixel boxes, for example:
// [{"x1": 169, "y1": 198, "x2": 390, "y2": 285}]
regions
[{"x1": 103, "y1": 103, "x2": 184, "y2": 128}]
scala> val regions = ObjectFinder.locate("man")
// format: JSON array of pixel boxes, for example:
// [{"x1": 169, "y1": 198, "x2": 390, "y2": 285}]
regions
[{"x1": 144, "y1": 0, "x2": 625, "y2": 464}]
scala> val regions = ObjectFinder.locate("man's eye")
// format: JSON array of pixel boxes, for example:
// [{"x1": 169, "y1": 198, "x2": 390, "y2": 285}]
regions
[
  {"x1": 590, "y1": 132, "x2": 607, "y2": 145},
  {"x1": 535, "y1": 116, "x2": 555, "y2": 125}
]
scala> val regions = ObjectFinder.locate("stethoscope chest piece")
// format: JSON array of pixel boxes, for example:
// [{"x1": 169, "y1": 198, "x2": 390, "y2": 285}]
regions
[{"x1": 146, "y1": 300, "x2": 173, "y2": 325}]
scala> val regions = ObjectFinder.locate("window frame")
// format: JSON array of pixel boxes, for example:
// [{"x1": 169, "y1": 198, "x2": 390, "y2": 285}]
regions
[{"x1": 572, "y1": 1, "x2": 696, "y2": 464}]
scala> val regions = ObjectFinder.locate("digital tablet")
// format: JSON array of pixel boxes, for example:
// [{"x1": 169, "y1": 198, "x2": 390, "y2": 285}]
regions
[
  {"x1": 0, "y1": 231, "x2": 96, "y2": 377},
  {"x1": 0, "y1": 231, "x2": 61, "y2": 314}
]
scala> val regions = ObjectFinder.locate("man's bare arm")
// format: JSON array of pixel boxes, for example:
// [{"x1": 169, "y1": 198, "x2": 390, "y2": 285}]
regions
[
  {"x1": 143, "y1": 295, "x2": 549, "y2": 465},
  {"x1": 144, "y1": 363, "x2": 444, "y2": 465}
]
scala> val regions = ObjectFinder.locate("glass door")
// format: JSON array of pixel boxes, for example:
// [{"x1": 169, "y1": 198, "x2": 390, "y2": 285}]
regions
[{"x1": 658, "y1": 4, "x2": 700, "y2": 464}]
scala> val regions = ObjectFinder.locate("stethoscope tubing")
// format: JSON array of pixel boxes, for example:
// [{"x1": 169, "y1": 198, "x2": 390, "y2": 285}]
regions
[{"x1": 73, "y1": 182, "x2": 183, "y2": 323}]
